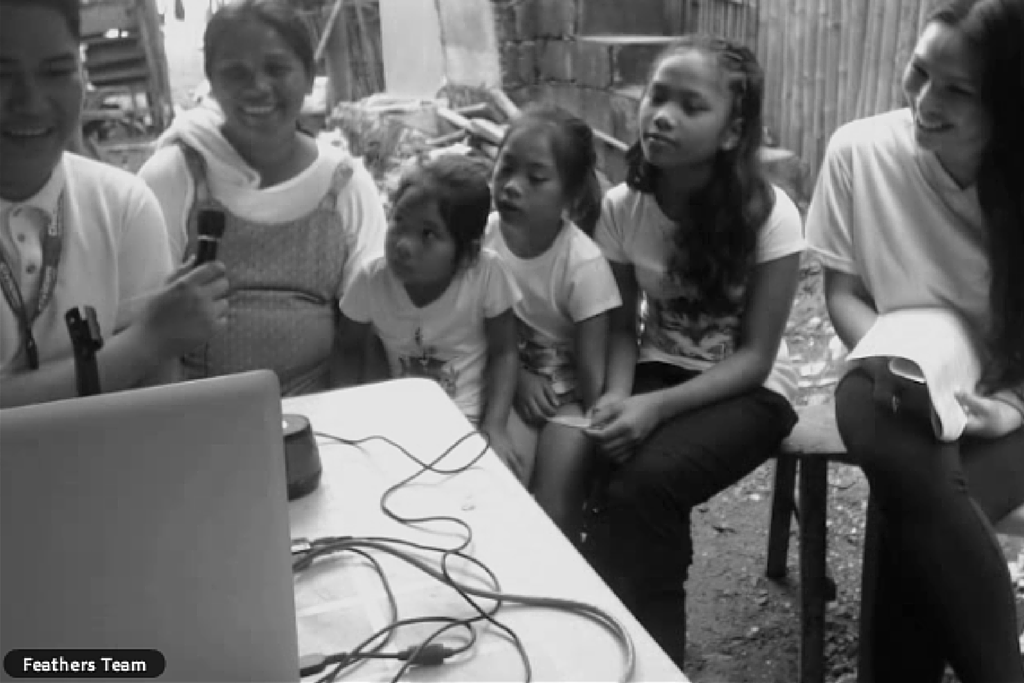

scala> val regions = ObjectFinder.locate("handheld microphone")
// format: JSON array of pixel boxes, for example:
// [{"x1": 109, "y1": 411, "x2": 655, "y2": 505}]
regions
[
  {"x1": 195, "y1": 210, "x2": 226, "y2": 265},
  {"x1": 65, "y1": 305, "x2": 103, "y2": 397}
]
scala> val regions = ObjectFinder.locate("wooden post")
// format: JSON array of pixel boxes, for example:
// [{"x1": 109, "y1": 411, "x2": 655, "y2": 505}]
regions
[
  {"x1": 321, "y1": 0, "x2": 352, "y2": 108},
  {"x1": 781, "y1": 0, "x2": 805, "y2": 158},
  {"x1": 798, "y1": 457, "x2": 829, "y2": 683},
  {"x1": 747, "y1": 0, "x2": 760, "y2": 54},
  {"x1": 821, "y1": 0, "x2": 842, "y2": 169},
  {"x1": 872, "y1": 0, "x2": 901, "y2": 115},
  {"x1": 760, "y1": 0, "x2": 782, "y2": 143},
  {"x1": 803, "y1": 0, "x2": 826, "y2": 169},
  {"x1": 892, "y1": 0, "x2": 922, "y2": 110},
  {"x1": 136, "y1": 0, "x2": 174, "y2": 130},
  {"x1": 766, "y1": 454, "x2": 798, "y2": 579}
]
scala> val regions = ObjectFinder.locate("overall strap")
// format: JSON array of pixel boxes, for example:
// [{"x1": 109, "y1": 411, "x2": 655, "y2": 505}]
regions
[
  {"x1": 315, "y1": 158, "x2": 356, "y2": 213},
  {"x1": 176, "y1": 143, "x2": 224, "y2": 260}
]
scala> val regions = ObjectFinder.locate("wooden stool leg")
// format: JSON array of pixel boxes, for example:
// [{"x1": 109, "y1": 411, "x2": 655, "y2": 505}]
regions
[
  {"x1": 857, "y1": 495, "x2": 882, "y2": 683},
  {"x1": 799, "y1": 457, "x2": 828, "y2": 683},
  {"x1": 767, "y1": 453, "x2": 797, "y2": 579}
]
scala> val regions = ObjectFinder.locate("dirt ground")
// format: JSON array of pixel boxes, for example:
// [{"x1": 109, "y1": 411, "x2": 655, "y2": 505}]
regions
[{"x1": 684, "y1": 259, "x2": 868, "y2": 683}]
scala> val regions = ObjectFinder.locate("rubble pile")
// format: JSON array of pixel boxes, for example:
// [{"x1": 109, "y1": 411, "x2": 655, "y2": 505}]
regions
[{"x1": 322, "y1": 87, "x2": 521, "y2": 208}]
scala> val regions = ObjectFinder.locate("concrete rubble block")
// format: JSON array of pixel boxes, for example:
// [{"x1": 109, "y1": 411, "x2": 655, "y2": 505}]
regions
[
  {"x1": 579, "y1": 0, "x2": 669, "y2": 36},
  {"x1": 536, "y1": 0, "x2": 575, "y2": 38},
  {"x1": 526, "y1": 81, "x2": 584, "y2": 118},
  {"x1": 500, "y1": 43, "x2": 522, "y2": 88},
  {"x1": 513, "y1": 0, "x2": 538, "y2": 40},
  {"x1": 545, "y1": 83, "x2": 584, "y2": 118},
  {"x1": 579, "y1": 87, "x2": 614, "y2": 137},
  {"x1": 538, "y1": 39, "x2": 573, "y2": 82},
  {"x1": 609, "y1": 87, "x2": 641, "y2": 143},
  {"x1": 518, "y1": 41, "x2": 538, "y2": 85},
  {"x1": 508, "y1": 84, "x2": 544, "y2": 110},
  {"x1": 512, "y1": 82, "x2": 557, "y2": 113},
  {"x1": 489, "y1": 0, "x2": 517, "y2": 43},
  {"x1": 572, "y1": 39, "x2": 612, "y2": 89},
  {"x1": 576, "y1": 35, "x2": 676, "y2": 88}
]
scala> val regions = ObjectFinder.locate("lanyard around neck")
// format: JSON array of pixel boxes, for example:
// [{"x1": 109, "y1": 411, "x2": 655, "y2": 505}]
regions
[{"x1": 0, "y1": 191, "x2": 66, "y2": 370}]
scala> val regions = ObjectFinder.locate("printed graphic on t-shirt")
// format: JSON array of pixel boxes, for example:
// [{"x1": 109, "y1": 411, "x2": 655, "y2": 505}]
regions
[
  {"x1": 644, "y1": 272, "x2": 746, "y2": 363},
  {"x1": 397, "y1": 327, "x2": 458, "y2": 398},
  {"x1": 517, "y1": 319, "x2": 577, "y2": 403}
]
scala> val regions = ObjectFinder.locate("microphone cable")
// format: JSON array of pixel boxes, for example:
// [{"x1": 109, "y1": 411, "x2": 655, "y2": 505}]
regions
[{"x1": 292, "y1": 428, "x2": 637, "y2": 683}]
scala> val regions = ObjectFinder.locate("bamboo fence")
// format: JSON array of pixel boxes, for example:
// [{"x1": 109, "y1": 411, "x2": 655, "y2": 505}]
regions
[
  {"x1": 691, "y1": 0, "x2": 760, "y2": 53},
  {"x1": 754, "y1": 0, "x2": 940, "y2": 177}
]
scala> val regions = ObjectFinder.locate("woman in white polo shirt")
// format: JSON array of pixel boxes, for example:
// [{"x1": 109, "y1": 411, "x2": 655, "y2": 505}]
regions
[
  {"x1": 0, "y1": 0, "x2": 228, "y2": 408},
  {"x1": 806, "y1": 0, "x2": 1024, "y2": 679}
]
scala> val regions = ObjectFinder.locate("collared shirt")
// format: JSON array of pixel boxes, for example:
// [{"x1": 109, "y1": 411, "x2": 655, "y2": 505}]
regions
[
  {"x1": 0, "y1": 161, "x2": 65, "y2": 315},
  {"x1": 0, "y1": 153, "x2": 174, "y2": 376}
]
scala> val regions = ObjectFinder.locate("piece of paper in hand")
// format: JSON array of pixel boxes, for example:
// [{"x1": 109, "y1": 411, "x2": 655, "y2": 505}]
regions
[
  {"x1": 847, "y1": 308, "x2": 984, "y2": 442},
  {"x1": 547, "y1": 415, "x2": 592, "y2": 429}
]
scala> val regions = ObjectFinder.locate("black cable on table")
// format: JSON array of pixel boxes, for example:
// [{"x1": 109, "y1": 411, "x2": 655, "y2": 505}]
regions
[{"x1": 296, "y1": 427, "x2": 637, "y2": 683}]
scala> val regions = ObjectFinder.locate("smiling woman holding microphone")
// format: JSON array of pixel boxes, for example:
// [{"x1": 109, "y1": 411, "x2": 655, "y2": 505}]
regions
[{"x1": 139, "y1": 0, "x2": 387, "y2": 397}]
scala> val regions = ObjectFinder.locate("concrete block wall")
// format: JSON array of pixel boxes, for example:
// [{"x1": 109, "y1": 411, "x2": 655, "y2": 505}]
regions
[
  {"x1": 490, "y1": 0, "x2": 670, "y2": 182},
  {"x1": 489, "y1": 0, "x2": 811, "y2": 199},
  {"x1": 492, "y1": 0, "x2": 577, "y2": 92}
]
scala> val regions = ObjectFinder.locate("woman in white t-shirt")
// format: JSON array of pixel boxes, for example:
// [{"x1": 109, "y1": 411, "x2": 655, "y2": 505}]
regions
[
  {"x1": 339, "y1": 154, "x2": 525, "y2": 478},
  {"x1": 583, "y1": 36, "x2": 804, "y2": 667},
  {"x1": 484, "y1": 105, "x2": 622, "y2": 542},
  {"x1": 139, "y1": 0, "x2": 387, "y2": 396},
  {"x1": 807, "y1": 0, "x2": 1024, "y2": 679}
]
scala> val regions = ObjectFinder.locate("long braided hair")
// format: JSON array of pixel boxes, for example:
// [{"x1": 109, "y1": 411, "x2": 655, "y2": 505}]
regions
[{"x1": 626, "y1": 35, "x2": 774, "y2": 316}]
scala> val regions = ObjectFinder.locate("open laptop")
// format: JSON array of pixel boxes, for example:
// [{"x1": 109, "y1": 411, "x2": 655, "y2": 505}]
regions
[{"x1": 1, "y1": 371, "x2": 300, "y2": 682}]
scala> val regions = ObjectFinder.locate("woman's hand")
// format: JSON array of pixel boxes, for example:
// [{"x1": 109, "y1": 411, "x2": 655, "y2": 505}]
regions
[
  {"x1": 139, "y1": 258, "x2": 230, "y2": 358},
  {"x1": 586, "y1": 393, "x2": 662, "y2": 464},
  {"x1": 514, "y1": 369, "x2": 558, "y2": 427},
  {"x1": 957, "y1": 392, "x2": 1024, "y2": 439},
  {"x1": 483, "y1": 426, "x2": 528, "y2": 483}
]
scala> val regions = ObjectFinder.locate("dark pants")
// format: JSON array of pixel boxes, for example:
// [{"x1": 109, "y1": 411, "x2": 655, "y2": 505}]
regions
[
  {"x1": 585, "y1": 362, "x2": 797, "y2": 667},
  {"x1": 837, "y1": 369, "x2": 1024, "y2": 683}
]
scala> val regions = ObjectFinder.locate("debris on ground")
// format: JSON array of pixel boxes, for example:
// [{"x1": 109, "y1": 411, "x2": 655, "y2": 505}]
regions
[{"x1": 324, "y1": 87, "x2": 524, "y2": 211}]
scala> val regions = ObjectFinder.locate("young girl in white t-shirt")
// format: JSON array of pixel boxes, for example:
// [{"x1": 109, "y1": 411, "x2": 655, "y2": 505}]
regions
[
  {"x1": 484, "y1": 104, "x2": 622, "y2": 541},
  {"x1": 583, "y1": 36, "x2": 805, "y2": 667},
  {"x1": 338, "y1": 154, "x2": 525, "y2": 477}
]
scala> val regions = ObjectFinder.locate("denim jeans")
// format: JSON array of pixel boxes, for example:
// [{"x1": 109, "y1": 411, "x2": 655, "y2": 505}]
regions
[
  {"x1": 585, "y1": 362, "x2": 797, "y2": 668},
  {"x1": 837, "y1": 368, "x2": 1024, "y2": 683}
]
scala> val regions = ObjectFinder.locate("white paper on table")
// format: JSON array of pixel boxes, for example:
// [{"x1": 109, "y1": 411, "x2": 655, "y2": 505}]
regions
[{"x1": 847, "y1": 308, "x2": 984, "y2": 442}]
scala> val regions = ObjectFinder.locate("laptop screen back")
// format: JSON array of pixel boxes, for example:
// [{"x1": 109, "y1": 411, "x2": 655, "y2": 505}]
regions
[{"x1": 1, "y1": 371, "x2": 299, "y2": 682}]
